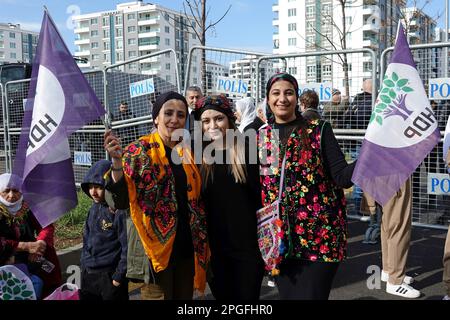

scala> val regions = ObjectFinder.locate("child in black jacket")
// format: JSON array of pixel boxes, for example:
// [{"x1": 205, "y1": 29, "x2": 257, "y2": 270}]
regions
[{"x1": 79, "y1": 160, "x2": 128, "y2": 300}]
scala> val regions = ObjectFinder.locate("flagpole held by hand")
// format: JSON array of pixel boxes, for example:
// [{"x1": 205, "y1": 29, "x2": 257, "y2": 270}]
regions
[{"x1": 104, "y1": 130, "x2": 123, "y2": 182}]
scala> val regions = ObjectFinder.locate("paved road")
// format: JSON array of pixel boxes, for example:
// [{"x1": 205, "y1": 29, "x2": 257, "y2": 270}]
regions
[{"x1": 59, "y1": 219, "x2": 448, "y2": 300}]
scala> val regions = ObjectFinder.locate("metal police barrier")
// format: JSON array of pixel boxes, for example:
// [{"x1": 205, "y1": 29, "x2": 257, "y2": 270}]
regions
[
  {"x1": 3, "y1": 70, "x2": 107, "y2": 185},
  {"x1": 184, "y1": 46, "x2": 271, "y2": 101},
  {"x1": 371, "y1": 42, "x2": 450, "y2": 229},
  {"x1": 104, "y1": 49, "x2": 180, "y2": 147},
  {"x1": 256, "y1": 49, "x2": 377, "y2": 216},
  {"x1": 256, "y1": 48, "x2": 377, "y2": 131},
  {"x1": 0, "y1": 83, "x2": 7, "y2": 173}
]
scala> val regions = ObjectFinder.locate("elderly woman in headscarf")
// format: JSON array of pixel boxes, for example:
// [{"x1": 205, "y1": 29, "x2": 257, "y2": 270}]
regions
[
  {"x1": 0, "y1": 173, "x2": 62, "y2": 298},
  {"x1": 258, "y1": 72, "x2": 356, "y2": 300},
  {"x1": 234, "y1": 97, "x2": 265, "y2": 133},
  {"x1": 104, "y1": 91, "x2": 209, "y2": 300}
]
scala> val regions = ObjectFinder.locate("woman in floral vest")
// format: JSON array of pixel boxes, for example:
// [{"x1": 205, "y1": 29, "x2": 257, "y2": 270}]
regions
[{"x1": 259, "y1": 73, "x2": 355, "y2": 299}]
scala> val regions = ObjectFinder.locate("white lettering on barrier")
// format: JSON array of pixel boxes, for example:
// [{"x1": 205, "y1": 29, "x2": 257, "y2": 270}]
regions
[
  {"x1": 216, "y1": 76, "x2": 249, "y2": 96},
  {"x1": 427, "y1": 173, "x2": 450, "y2": 195},
  {"x1": 429, "y1": 78, "x2": 450, "y2": 100},
  {"x1": 74, "y1": 151, "x2": 92, "y2": 166},
  {"x1": 129, "y1": 78, "x2": 155, "y2": 98},
  {"x1": 298, "y1": 82, "x2": 332, "y2": 102}
]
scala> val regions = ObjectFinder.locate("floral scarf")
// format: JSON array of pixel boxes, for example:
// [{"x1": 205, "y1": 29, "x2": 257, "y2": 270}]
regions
[{"x1": 123, "y1": 132, "x2": 208, "y2": 293}]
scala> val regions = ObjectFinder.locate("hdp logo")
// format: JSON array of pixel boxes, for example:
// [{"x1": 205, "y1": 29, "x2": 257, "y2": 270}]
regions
[{"x1": 371, "y1": 72, "x2": 414, "y2": 126}]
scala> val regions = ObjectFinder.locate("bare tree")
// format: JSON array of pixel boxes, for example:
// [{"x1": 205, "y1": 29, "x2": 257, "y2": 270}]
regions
[
  {"x1": 183, "y1": 0, "x2": 231, "y2": 93},
  {"x1": 299, "y1": 0, "x2": 358, "y2": 100}
]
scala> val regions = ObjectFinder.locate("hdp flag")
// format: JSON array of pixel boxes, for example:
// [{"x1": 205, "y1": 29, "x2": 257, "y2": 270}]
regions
[
  {"x1": 352, "y1": 22, "x2": 440, "y2": 206},
  {"x1": 443, "y1": 115, "x2": 450, "y2": 172},
  {"x1": 11, "y1": 10, "x2": 105, "y2": 227}
]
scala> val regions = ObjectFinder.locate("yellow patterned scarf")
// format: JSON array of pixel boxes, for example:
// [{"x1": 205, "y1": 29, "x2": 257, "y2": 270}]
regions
[{"x1": 123, "y1": 132, "x2": 208, "y2": 293}]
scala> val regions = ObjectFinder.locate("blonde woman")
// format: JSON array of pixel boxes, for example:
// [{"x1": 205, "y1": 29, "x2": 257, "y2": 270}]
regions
[{"x1": 193, "y1": 95, "x2": 265, "y2": 300}]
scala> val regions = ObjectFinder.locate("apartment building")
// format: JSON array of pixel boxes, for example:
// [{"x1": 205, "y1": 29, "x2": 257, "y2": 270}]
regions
[
  {"x1": 0, "y1": 23, "x2": 39, "y2": 64},
  {"x1": 272, "y1": 0, "x2": 404, "y2": 98},
  {"x1": 72, "y1": 1, "x2": 201, "y2": 86}
]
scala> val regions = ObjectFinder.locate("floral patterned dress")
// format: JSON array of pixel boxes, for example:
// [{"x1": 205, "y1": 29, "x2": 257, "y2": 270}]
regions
[{"x1": 258, "y1": 120, "x2": 347, "y2": 264}]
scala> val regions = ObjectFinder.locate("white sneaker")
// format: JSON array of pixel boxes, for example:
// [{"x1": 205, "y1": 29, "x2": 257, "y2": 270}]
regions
[
  {"x1": 386, "y1": 282, "x2": 421, "y2": 298},
  {"x1": 443, "y1": 295, "x2": 450, "y2": 300},
  {"x1": 381, "y1": 270, "x2": 414, "y2": 284}
]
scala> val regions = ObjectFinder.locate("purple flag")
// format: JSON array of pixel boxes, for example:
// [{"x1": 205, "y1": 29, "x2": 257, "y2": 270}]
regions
[
  {"x1": 351, "y1": 22, "x2": 440, "y2": 206},
  {"x1": 11, "y1": 11, "x2": 105, "y2": 227}
]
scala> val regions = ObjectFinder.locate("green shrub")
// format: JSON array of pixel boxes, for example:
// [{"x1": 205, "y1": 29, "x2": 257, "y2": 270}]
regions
[{"x1": 55, "y1": 191, "x2": 91, "y2": 240}]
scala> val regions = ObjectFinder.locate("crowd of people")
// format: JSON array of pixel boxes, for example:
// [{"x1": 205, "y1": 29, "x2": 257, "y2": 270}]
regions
[{"x1": 1, "y1": 73, "x2": 449, "y2": 301}]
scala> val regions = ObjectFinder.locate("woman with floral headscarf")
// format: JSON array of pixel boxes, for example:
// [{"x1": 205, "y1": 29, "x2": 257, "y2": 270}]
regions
[
  {"x1": 258, "y1": 73, "x2": 356, "y2": 300},
  {"x1": 104, "y1": 91, "x2": 208, "y2": 300},
  {"x1": 0, "y1": 173, "x2": 62, "y2": 298},
  {"x1": 193, "y1": 94, "x2": 265, "y2": 300}
]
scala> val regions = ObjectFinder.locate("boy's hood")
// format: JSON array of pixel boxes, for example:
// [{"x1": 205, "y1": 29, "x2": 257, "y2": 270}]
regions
[{"x1": 80, "y1": 160, "x2": 111, "y2": 199}]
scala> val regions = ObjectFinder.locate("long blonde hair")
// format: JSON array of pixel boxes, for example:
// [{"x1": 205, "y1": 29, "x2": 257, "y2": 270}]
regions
[{"x1": 201, "y1": 121, "x2": 247, "y2": 187}]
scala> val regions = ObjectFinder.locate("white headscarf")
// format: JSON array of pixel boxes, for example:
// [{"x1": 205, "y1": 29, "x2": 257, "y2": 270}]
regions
[
  {"x1": 0, "y1": 173, "x2": 24, "y2": 215},
  {"x1": 236, "y1": 97, "x2": 257, "y2": 132}
]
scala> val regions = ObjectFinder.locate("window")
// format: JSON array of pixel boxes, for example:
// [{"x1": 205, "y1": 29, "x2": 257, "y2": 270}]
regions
[
  {"x1": 91, "y1": 30, "x2": 99, "y2": 37},
  {"x1": 288, "y1": 23, "x2": 296, "y2": 32},
  {"x1": 306, "y1": 35, "x2": 315, "y2": 46},
  {"x1": 165, "y1": 26, "x2": 170, "y2": 33},
  {"x1": 192, "y1": 33, "x2": 196, "y2": 40},
  {"x1": 128, "y1": 13, "x2": 136, "y2": 20},
  {"x1": 103, "y1": 29, "x2": 110, "y2": 38},
  {"x1": 129, "y1": 63, "x2": 138, "y2": 71},
  {"x1": 9, "y1": 32, "x2": 15, "y2": 39},
  {"x1": 166, "y1": 63, "x2": 170, "y2": 70},
  {"x1": 116, "y1": 52, "x2": 123, "y2": 61},
  {"x1": 0, "y1": 41, "x2": 3, "y2": 48},
  {"x1": 307, "y1": 65, "x2": 316, "y2": 78},
  {"x1": 343, "y1": 79, "x2": 352, "y2": 87},
  {"x1": 322, "y1": 4, "x2": 331, "y2": 15},
  {"x1": 288, "y1": 8, "x2": 296, "y2": 17},
  {"x1": 128, "y1": 51, "x2": 137, "y2": 58},
  {"x1": 104, "y1": 42, "x2": 110, "y2": 50},
  {"x1": 164, "y1": 13, "x2": 169, "y2": 21},
  {"x1": 10, "y1": 52, "x2": 16, "y2": 59},
  {"x1": 165, "y1": 38, "x2": 170, "y2": 45},
  {"x1": 288, "y1": 67, "x2": 297, "y2": 74},
  {"x1": 193, "y1": 66, "x2": 197, "y2": 73},
  {"x1": 345, "y1": 16, "x2": 352, "y2": 27},
  {"x1": 0, "y1": 31, "x2": 3, "y2": 39},
  {"x1": 363, "y1": 62, "x2": 373, "y2": 72},
  {"x1": 116, "y1": 39, "x2": 123, "y2": 49},
  {"x1": 0, "y1": 52, "x2": 4, "y2": 58},
  {"x1": 115, "y1": 15, "x2": 122, "y2": 25},
  {"x1": 306, "y1": 21, "x2": 314, "y2": 33},
  {"x1": 128, "y1": 38, "x2": 136, "y2": 45},
  {"x1": 102, "y1": 17, "x2": 109, "y2": 26},
  {"x1": 166, "y1": 75, "x2": 171, "y2": 82},
  {"x1": 103, "y1": 53, "x2": 110, "y2": 62},
  {"x1": 91, "y1": 54, "x2": 100, "y2": 60},
  {"x1": 306, "y1": 6, "x2": 315, "y2": 19},
  {"x1": 116, "y1": 28, "x2": 123, "y2": 37},
  {"x1": 91, "y1": 42, "x2": 99, "y2": 49},
  {"x1": 90, "y1": 18, "x2": 98, "y2": 25},
  {"x1": 322, "y1": 65, "x2": 332, "y2": 77},
  {"x1": 128, "y1": 26, "x2": 136, "y2": 33},
  {"x1": 288, "y1": 38, "x2": 297, "y2": 46},
  {"x1": 346, "y1": 32, "x2": 352, "y2": 43},
  {"x1": 10, "y1": 42, "x2": 16, "y2": 49},
  {"x1": 343, "y1": 63, "x2": 352, "y2": 72},
  {"x1": 165, "y1": 52, "x2": 171, "y2": 58}
]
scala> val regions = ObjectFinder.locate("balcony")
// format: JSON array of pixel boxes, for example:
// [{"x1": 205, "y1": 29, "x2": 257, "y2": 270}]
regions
[
  {"x1": 362, "y1": 39, "x2": 378, "y2": 48},
  {"x1": 138, "y1": 17, "x2": 159, "y2": 26},
  {"x1": 140, "y1": 56, "x2": 160, "y2": 63},
  {"x1": 273, "y1": 19, "x2": 279, "y2": 26},
  {"x1": 74, "y1": 50, "x2": 90, "y2": 57},
  {"x1": 362, "y1": 23, "x2": 380, "y2": 33},
  {"x1": 362, "y1": 5, "x2": 380, "y2": 19},
  {"x1": 74, "y1": 27, "x2": 90, "y2": 34},
  {"x1": 272, "y1": 3, "x2": 279, "y2": 12},
  {"x1": 138, "y1": 44, "x2": 159, "y2": 51},
  {"x1": 408, "y1": 31, "x2": 420, "y2": 39},
  {"x1": 74, "y1": 38, "x2": 90, "y2": 45},
  {"x1": 138, "y1": 31, "x2": 160, "y2": 38}
]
